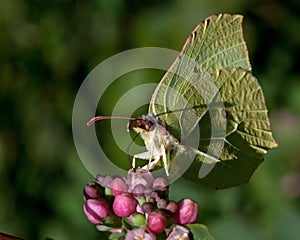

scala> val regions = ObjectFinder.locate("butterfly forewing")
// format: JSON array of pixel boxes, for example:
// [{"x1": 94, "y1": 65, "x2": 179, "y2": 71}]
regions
[
  {"x1": 150, "y1": 14, "x2": 251, "y2": 137},
  {"x1": 150, "y1": 15, "x2": 251, "y2": 110}
]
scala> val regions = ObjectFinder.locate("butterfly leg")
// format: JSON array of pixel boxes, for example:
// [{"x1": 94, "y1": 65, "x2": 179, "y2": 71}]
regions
[
  {"x1": 162, "y1": 145, "x2": 169, "y2": 176},
  {"x1": 132, "y1": 156, "x2": 136, "y2": 169},
  {"x1": 133, "y1": 151, "x2": 153, "y2": 169},
  {"x1": 147, "y1": 144, "x2": 169, "y2": 176},
  {"x1": 142, "y1": 142, "x2": 160, "y2": 171}
]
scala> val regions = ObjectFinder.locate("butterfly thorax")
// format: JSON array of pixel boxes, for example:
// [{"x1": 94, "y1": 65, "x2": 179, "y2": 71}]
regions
[{"x1": 133, "y1": 114, "x2": 180, "y2": 155}]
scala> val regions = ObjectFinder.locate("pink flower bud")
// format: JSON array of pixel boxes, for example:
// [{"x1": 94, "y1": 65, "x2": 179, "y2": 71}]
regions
[
  {"x1": 96, "y1": 175, "x2": 113, "y2": 188},
  {"x1": 147, "y1": 211, "x2": 167, "y2": 234},
  {"x1": 110, "y1": 177, "x2": 128, "y2": 196},
  {"x1": 113, "y1": 193, "x2": 138, "y2": 217},
  {"x1": 83, "y1": 182, "x2": 100, "y2": 201},
  {"x1": 157, "y1": 199, "x2": 167, "y2": 209},
  {"x1": 172, "y1": 199, "x2": 198, "y2": 224},
  {"x1": 152, "y1": 178, "x2": 169, "y2": 200},
  {"x1": 83, "y1": 199, "x2": 110, "y2": 224},
  {"x1": 141, "y1": 202, "x2": 153, "y2": 214},
  {"x1": 127, "y1": 168, "x2": 154, "y2": 192},
  {"x1": 166, "y1": 225, "x2": 190, "y2": 240},
  {"x1": 152, "y1": 177, "x2": 168, "y2": 190},
  {"x1": 165, "y1": 200, "x2": 177, "y2": 213},
  {"x1": 132, "y1": 184, "x2": 146, "y2": 198},
  {"x1": 125, "y1": 226, "x2": 156, "y2": 240},
  {"x1": 150, "y1": 191, "x2": 160, "y2": 201}
]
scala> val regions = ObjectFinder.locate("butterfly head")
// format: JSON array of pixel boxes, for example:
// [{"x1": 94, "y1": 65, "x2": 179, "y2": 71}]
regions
[{"x1": 129, "y1": 114, "x2": 158, "y2": 134}]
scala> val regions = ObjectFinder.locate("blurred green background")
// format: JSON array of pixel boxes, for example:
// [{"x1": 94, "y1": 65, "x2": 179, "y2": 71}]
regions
[{"x1": 1, "y1": 0, "x2": 300, "y2": 239}]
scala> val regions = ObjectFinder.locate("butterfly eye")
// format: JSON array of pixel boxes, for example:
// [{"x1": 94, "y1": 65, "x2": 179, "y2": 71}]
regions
[
  {"x1": 145, "y1": 121, "x2": 153, "y2": 130},
  {"x1": 136, "y1": 119, "x2": 153, "y2": 131},
  {"x1": 134, "y1": 119, "x2": 145, "y2": 129},
  {"x1": 138, "y1": 123, "x2": 146, "y2": 129}
]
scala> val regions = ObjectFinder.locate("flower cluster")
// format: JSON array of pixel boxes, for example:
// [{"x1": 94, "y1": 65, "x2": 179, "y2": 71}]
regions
[{"x1": 83, "y1": 168, "x2": 198, "y2": 239}]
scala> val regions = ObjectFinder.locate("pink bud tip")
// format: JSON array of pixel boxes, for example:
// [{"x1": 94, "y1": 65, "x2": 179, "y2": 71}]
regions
[
  {"x1": 172, "y1": 198, "x2": 198, "y2": 225},
  {"x1": 110, "y1": 177, "x2": 128, "y2": 196},
  {"x1": 83, "y1": 199, "x2": 110, "y2": 224},
  {"x1": 147, "y1": 211, "x2": 167, "y2": 234},
  {"x1": 113, "y1": 193, "x2": 138, "y2": 217}
]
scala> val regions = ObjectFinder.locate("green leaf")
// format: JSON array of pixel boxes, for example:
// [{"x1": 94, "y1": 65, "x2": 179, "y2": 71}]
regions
[
  {"x1": 109, "y1": 232, "x2": 124, "y2": 240},
  {"x1": 149, "y1": 14, "x2": 277, "y2": 189},
  {"x1": 186, "y1": 223, "x2": 215, "y2": 240},
  {"x1": 131, "y1": 213, "x2": 146, "y2": 227}
]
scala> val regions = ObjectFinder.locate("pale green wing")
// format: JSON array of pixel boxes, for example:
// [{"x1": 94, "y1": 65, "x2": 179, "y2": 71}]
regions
[
  {"x1": 149, "y1": 14, "x2": 277, "y2": 189},
  {"x1": 149, "y1": 14, "x2": 251, "y2": 138},
  {"x1": 182, "y1": 68, "x2": 277, "y2": 189},
  {"x1": 149, "y1": 14, "x2": 251, "y2": 117}
]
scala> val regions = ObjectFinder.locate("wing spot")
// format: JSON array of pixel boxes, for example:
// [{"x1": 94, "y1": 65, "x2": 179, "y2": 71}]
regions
[{"x1": 222, "y1": 109, "x2": 227, "y2": 119}]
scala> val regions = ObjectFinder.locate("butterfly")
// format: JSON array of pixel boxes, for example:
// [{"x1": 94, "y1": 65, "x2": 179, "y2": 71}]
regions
[{"x1": 88, "y1": 14, "x2": 277, "y2": 189}]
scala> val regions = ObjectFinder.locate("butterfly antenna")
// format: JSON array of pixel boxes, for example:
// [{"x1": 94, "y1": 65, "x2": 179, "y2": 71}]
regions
[
  {"x1": 87, "y1": 116, "x2": 136, "y2": 126},
  {"x1": 87, "y1": 115, "x2": 142, "y2": 169}
]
